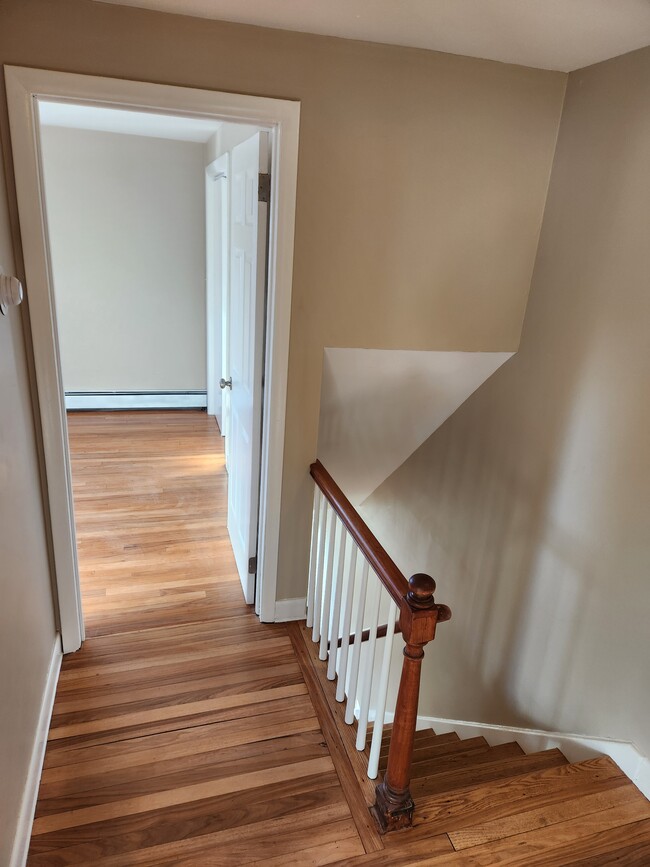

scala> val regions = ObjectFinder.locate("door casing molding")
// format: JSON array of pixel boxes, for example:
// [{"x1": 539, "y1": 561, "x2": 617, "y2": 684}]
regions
[{"x1": 5, "y1": 66, "x2": 300, "y2": 648}]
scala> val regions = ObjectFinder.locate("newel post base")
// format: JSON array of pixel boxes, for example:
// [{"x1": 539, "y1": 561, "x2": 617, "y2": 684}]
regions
[
  {"x1": 370, "y1": 780, "x2": 415, "y2": 833},
  {"x1": 370, "y1": 573, "x2": 451, "y2": 834}
]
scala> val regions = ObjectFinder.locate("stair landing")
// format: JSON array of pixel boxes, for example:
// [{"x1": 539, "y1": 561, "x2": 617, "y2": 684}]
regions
[
  {"x1": 31, "y1": 412, "x2": 650, "y2": 865},
  {"x1": 357, "y1": 725, "x2": 650, "y2": 864},
  {"x1": 293, "y1": 617, "x2": 650, "y2": 864}
]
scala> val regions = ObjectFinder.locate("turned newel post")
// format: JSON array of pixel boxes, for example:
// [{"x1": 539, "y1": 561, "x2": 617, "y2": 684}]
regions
[{"x1": 371, "y1": 574, "x2": 451, "y2": 833}]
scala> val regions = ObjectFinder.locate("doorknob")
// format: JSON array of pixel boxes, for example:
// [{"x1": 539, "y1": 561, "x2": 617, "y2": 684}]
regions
[{"x1": 220, "y1": 377, "x2": 232, "y2": 390}]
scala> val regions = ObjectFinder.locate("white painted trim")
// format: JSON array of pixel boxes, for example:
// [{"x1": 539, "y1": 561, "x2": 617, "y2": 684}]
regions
[
  {"x1": 5, "y1": 66, "x2": 300, "y2": 641},
  {"x1": 10, "y1": 635, "x2": 62, "y2": 867},
  {"x1": 255, "y1": 117, "x2": 299, "y2": 623},
  {"x1": 65, "y1": 392, "x2": 207, "y2": 410},
  {"x1": 274, "y1": 597, "x2": 307, "y2": 622},
  {"x1": 409, "y1": 714, "x2": 650, "y2": 800}
]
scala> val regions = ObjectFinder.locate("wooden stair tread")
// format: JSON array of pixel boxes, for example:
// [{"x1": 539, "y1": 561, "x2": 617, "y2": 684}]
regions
[
  {"x1": 380, "y1": 738, "x2": 515, "y2": 775},
  {"x1": 410, "y1": 747, "x2": 568, "y2": 799},
  {"x1": 448, "y1": 782, "x2": 648, "y2": 851},
  {"x1": 379, "y1": 735, "x2": 487, "y2": 764},
  {"x1": 395, "y1": 756, "x2": 629, "y2": 844},
  {"x1": 401, "y1": 740, "x2": 525, "y2": 781},
  {"x1": 335, "y1": 813, "x2": 650, "y2": 867},
  {"x1": 374, "y1": 728, "x2": 458, "y2": 750},
  {"x1": 407, "y1": 791, "x2": 650, "y2": 865},
  {"x1": 558, "y1": 818, "x2": 650, "y2": 866}
]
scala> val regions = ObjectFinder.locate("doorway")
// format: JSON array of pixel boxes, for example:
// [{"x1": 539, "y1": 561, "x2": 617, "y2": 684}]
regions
[
  {"x1": 5, "y1": 66, "x2": 300, "y2": 651},
  {"x1": 205, "y1": 128, "x2": 272, "y2": 606}
]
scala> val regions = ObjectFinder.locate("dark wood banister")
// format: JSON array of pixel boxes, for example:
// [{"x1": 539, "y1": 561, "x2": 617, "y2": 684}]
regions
[
  {"x1": 309, "y1": 459, "x2": 451, "y2": 833},
  {"x1": 310, "y1": 460, "x2": 409, "y2": 607}
]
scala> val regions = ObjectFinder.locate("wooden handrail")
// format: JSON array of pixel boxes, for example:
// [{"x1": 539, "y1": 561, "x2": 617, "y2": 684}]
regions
[
  {"x1": 310, "y1": 458, "x2": 451, "y2": 833},
  {"x1": 310, "y1": 460, "x2": 408, "y2": 607}
]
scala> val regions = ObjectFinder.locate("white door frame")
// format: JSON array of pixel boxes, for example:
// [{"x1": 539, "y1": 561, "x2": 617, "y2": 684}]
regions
[
  {"x1": 5, "y1": 66, "x2": 300, "y2": 650},
  {"x1": 205, "y1": 152, "x2": 229, "y2": 431}
]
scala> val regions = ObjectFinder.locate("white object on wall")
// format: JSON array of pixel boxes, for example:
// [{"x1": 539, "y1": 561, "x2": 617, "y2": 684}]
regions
[
  {"x1": 0, "y1": 270, "x2": 24, "y2": 315},
  {"x1": 64, "y1": 391, "x2": 207, "y2": 410}
]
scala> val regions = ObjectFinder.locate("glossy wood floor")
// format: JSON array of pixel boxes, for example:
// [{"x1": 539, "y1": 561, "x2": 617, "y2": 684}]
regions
[
  {"x1": 28, "y1": 412, "x2": 366, "y2": 865},
  {"x1": 29, "y1": 411, "x2": 650, "y2": 865}
]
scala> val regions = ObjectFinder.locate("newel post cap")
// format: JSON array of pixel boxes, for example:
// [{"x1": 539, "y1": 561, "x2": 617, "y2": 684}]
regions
[{"x1": 406, "y1": 573, "x2": 437, "y2": 609}]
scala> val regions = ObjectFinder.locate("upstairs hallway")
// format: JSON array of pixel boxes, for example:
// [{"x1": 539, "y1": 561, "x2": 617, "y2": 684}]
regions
[
  {"x1": 28, "y1": 411, "x2": 368, "y2": 864},
  {"x1": 27, "y1": 411, "x2": 650, "y2": 865}
]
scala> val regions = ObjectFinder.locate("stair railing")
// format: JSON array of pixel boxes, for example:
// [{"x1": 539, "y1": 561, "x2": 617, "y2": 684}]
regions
[{"x1": 307, "y1": 460, "x2": 451, "y2": 832}]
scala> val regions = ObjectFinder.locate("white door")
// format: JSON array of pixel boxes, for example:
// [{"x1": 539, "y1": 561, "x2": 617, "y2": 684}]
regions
[
  {"x1": 225, "y1": 131, "x2": 269, "y2": 603},
  {"x1": 205, "y1": 153, "x2": 228, "y2": 432}
]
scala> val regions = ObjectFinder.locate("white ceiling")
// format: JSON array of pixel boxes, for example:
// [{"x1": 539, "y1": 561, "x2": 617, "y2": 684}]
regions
[
  {"x1": 95, "y1": 0, "x2": 650, "y2": 72},
  {"x1": 38, "y1": 101, "x2": 222, "y2": 142}
]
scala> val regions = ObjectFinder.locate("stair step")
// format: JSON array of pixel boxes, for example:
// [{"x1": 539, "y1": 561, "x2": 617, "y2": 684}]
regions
[
  {"x1": 410, "y1": 747, "x2": 568, "y2": 799},
  {"x1": 405, "y1": 770, "x2": 649, "y2": 865},
  {"x1": 376, "y1": 727, "x2": 459, "y2": 751},
  {"x1": 404, "y1": 741, "x2": 524, "y2": 781},
  {"x1": 380, "y1": 735, "x2": 488, "y2": 764},
  {"x1": 402, "y1": 756, "x2": 629, "y2": 842},
  {"x1": 368, "y1": 727, "x2": 459, "y2": 758},
  {"x1": 383, "y1": 786, "x2": 650, "y2": 866}
]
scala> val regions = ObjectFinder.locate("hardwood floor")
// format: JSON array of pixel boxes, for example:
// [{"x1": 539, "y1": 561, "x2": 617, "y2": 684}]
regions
[
  {"x1": 28, "y1": 412, "x2": 366, "y2": 865},
  {"x1": 29, "y1": 411, "x2": 650, "y2": 865}
]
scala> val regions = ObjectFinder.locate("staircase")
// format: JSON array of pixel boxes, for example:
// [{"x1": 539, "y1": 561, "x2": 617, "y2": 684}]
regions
[
  {"x1": 369, "y1": 727, "x2": 568, "y2": 798},
  {"x1": 358, "y1": 726, "x2": 649, "y2": 863},
  {"x1": 303, "y1": 459, "x2": 650, "y2": 861},
  {"x1": 359, "y1": 727, "x2": 649, "y2": 863}
]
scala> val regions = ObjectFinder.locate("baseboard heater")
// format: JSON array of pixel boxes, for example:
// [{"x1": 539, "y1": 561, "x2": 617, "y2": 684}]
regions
[{"x1": 65, "y1": 391, "x2": 208, "y2": 410}]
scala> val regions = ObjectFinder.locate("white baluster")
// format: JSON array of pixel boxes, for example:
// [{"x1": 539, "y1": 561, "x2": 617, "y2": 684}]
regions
[
  {"x1": 367, "y1": 598, "x2": 398, "y2": 778},
  {"x1": 355, "y1": 580, "x2": 382, "y2": 750},
  {"x1": 306, "y1": 487, "x2": 321, "y2": 629},
  {"x1": 311, "y1": 498, "x2": 328, "y2": 644},
  {"x1": 336, "y1": 545, "x2": 358, "y2": 701},
  {"x1": 345, "y1": 559, "x2": 369, "y2": 724},
  {"x1": 327, "y1": 527, "x2": 348, "y2": 681},
  {"x1": 319, "y1": 509, "x2": 337, "y2": 660}
]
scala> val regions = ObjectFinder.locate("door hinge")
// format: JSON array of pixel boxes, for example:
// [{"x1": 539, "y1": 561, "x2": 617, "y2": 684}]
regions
[
  {"x1": 258, "y1": 173, "x2": 271, "y2": 204},
  {"x1": 248, "y1": 556, "x2": 258, "y2": 574}
]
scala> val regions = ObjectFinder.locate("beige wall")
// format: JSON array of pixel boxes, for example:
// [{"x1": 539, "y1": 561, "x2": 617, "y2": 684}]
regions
[
  {"x1": 0, "y1": 0, "x2": 566, "y2": 599},
  {"x1": 40, "y1": 126, "x2": 207, "y2": 393},
  {"x1": 362, "y1": 48, "x2": 650, "y2": 754},
  {"x1": 317, "y1": 348, "x2": 512, "y2": 506},
  {"x1": 0, "y1": 149, "x2": 57, "y2": 863}
]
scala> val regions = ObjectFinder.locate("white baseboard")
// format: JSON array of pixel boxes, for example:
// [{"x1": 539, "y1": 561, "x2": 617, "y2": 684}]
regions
[
  {"x1": 411, "y1": 714, "x2": 650, "y2": 800},
  {"x1": 274, "y1": 597, "x2": 306, "y2": 622},
  {"x1": 65, "y1": 391, "x2": 207, "y2": 410},
  {"x1": 11, "y1": 636, "x2": 62, "y2": 867}
]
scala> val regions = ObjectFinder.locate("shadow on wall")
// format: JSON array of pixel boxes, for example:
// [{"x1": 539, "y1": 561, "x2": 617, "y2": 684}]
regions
[
  {"x1": 317, "y1": 348, "x2": 512, "y2": 508},
  {"x1": 360, "y1": 221, "x2": 649, "y2": 745},
  {"x1": 361, "y1": 338, "x2": 588, "y2": 729},
  {"x1": 359, "y1": 50, "x2": 650, "y2": 754}
]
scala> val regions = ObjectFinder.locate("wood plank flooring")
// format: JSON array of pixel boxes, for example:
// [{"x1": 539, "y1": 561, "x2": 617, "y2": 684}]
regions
[
  {"x1": 28, "y1": 412, "x2": 367, "y2": 865},
  {"x1": 29, "y1": 411, "x2": 650, "y2": 865}
]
